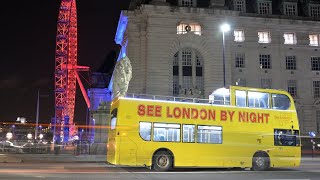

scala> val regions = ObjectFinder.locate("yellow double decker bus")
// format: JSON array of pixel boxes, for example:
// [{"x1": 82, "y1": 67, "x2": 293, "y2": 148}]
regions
[{"x1": 107, "y1": 86, "x2": 301, "y2": 171}]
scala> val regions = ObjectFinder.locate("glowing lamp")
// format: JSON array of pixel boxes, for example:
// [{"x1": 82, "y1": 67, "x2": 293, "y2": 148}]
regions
[{"x1": 6, "y1": 132, "x2": 13, "y2": 140}]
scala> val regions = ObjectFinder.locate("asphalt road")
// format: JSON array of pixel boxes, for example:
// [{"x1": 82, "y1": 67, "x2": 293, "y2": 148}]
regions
[{"x1": 0, "y1": 159, "x2": 319, "y2": 180}]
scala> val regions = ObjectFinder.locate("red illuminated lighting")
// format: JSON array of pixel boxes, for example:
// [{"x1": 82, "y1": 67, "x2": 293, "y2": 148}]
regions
[{"x1": 54, "y1": 0, "x2": 90, "y2": 139}]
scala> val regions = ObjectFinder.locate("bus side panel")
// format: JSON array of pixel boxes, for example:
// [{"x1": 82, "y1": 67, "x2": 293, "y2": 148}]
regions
[
  {"x1": 118, "y1": 132, "x2": 138, "y2": 165},
  {"x1": 222, "y1": 130, "x2": 256, "y2": 168},
  {"x1": 173, "y1": 143, "x2": 197, "y2": 167},
  {"x1": 117, "y1": 100, "x2": 138, "y2": 166},
  {"x1": 269, "y1": 146, "x2": 301, "y2": 167},
  {"x1": 135, "y1": 142, "x2": 153, "y2": 166},
  {"x1": 107, "y1": 135, "x2": 119, "y2": 164}
]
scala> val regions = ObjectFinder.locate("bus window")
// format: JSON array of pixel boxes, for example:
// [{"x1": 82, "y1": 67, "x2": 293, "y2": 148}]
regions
[
  {"x1": 272, "y1": 94, "x2": 291, "y2": 110},
  {"x1": 197, "y1": 126, "x2": 222, "y2": 144},
  {"x1": 183, "y1": 125, "x2": 195, "y2": 143},
  {"x1": 236, "y1": 90, "x2": 246, "y2": 107},
  {"x1": 209, "y1": 88, "x2": 230, "y2": 105},
  {"x1": 153, "y1": 123, "x2": 180, "y2": 142},
  {"x1": 139, "y1": 122, "x2": 151, "y2": 141},
  {"x1": 274, "y1": 129, "x2": 299, "y2": 146},
  {"x1": 110, "y1": 117, "x2": 117, "y2": 130},
  {"x1": 248, "y1": 91, "x2": 269, "y2": 109},
  {"x1": 110, "y1": 109, "x2": 118, "y2": 130}
]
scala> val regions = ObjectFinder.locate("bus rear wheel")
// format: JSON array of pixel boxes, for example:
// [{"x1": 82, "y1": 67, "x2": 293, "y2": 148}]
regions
[
  {"x1": 152, "y1": 151, "x2": 173, "y2": 171},
  {"x1": 252, "y1": 152, "x2": 270, "y2": 171}
]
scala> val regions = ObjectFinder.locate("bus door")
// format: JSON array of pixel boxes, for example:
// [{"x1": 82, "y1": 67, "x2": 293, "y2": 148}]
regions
[{"x1": 118, "y1": 124, "x2": 137, "y2": 166}]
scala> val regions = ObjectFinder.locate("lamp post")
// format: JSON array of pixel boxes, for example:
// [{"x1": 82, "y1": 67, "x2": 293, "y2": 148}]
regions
[
  {"x1": 220, "y1": 23, "x2": 230, "y2": 87},
  {"x1": 35, "y1": 90, "x2": 40, "y2": 139},
  {"x1": 12, "y1": 125, "x2": 15, "y2": 139},
  {"x1": 35, "y1": 90, "x2": 49, "y2": 139}
]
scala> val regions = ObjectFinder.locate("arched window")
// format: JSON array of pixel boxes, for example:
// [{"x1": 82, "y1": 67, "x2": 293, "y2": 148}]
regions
[{"x1": 173, "y1": 49, "x2": 204, "y2": 97}]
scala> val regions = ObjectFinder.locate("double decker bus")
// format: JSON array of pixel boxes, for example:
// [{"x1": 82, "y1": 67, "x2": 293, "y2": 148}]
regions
[{"x1": 107, "y1": 86, "x2": 301, "y2": 171}]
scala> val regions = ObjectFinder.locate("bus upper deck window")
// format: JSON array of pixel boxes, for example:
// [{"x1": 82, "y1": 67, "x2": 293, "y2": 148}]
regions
[
  {"x1": 209, "y1": 88, "x2": 230, "y2": 105},
  {"x1": 272, "y1": 94, "x2": 291, "y2": 110},
  {"x1": 248, "y1": 91, "x2": 269, "y2": 109},
  {"x1": 236, "y1": 90, "x2": 246, "y2": 107}
]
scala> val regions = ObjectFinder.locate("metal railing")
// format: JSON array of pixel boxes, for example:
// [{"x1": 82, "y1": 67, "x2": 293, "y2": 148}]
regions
[{"x1": 125, "y1": 93, "x2": 230, "y2": 105}]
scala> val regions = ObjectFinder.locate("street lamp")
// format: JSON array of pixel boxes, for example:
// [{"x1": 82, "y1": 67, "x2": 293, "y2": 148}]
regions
[
  {"x1": 6, "y1": 132, "x2": 13, "y2": 140},
  {"x1": 39, "y1": 134, "x2": 44, "y2": 140},
  {"x1": 27, "y1": 133, "x2": 33, "y2": 140},
  {"x1": 220, "y1": 23, "x2": 230, "y2": 87},
  {"x1": 79, "y1": 129, "x2": 84, "y2": 142}
]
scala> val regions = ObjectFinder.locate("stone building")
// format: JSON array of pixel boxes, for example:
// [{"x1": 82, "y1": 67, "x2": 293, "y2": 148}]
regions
[{"x1": 112, "y1": 0, "x2": 320, "y2": 135}]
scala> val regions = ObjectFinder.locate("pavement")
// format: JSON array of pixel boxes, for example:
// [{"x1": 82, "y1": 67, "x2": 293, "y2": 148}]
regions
[{"x1": 0, "y1": 154, "x2": 107, "y2": 163}]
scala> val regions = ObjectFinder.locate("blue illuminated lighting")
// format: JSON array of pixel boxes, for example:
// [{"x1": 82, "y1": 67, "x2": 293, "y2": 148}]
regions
[
  {"x1": 87, "y1": 88, "x2": 112, "y2": 110},
  {"x1": 114, "y1": 12, "x2": 128, "y2": 45},
  {"x1": 108, "y1": 12, "x2": 129, "y2": 92},
  {"x1": 108, "y1": 76, "x2": 114, "y2": 92}
]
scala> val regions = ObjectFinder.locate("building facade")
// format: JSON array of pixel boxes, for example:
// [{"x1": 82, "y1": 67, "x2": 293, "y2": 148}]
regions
[{"x1": 115, "y1": 0, "x2": 320, "y2": 135}]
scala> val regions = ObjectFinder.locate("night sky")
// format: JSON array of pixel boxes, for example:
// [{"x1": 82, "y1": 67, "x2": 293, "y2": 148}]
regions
[{"x1": 1, "y1": 0, "x2": 131, "y2": 125}]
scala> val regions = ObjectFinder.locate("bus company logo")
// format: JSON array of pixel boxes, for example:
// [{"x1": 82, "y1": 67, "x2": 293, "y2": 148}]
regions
[{"x1": 137, "y1": 104, "x2": 269, "y2": 124}]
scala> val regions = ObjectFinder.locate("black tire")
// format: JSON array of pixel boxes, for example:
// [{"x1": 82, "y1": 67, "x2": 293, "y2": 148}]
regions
[
  {"x1": 152, "y1": 151, "x2": 173, "y2": 171},
  {"x1": 252, "y1": 153, "x2": 270, "y2": 171}
]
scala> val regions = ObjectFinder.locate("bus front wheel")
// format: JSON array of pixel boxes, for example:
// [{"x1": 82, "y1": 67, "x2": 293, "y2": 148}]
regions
[
  {"x1": 252, "y1": 152, "x2": 270, "y2": 171},
  {"x1": 152, "y1": 151, "x2": 173, "y2": 171}
]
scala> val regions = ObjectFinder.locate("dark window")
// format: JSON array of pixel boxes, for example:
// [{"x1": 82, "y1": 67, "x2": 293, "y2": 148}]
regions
[
  {"x1": 311, "y1": 57, "x2": 320, "y2": 71},
  {"x1": 173, "y1": 66, "x2": 179, "y2": 76},
  {"x1": 286, "y1": 56, "x2": 296, "y2": 70},
  {"x1": 183, "y1": 66, "x2": 192, "y2": 76},
  {"x1": 287, "y1": 80, "x2": 297, "y2": 98},
  {"x1": 259, "y1": 54, "x2": 271, "y2": 69},
  {"x1": 274, "y1": 129, "x2": 300, "y2": 146},
  {"x1": 313, "y1": 81, "x2": 320, "y2": 98},
  {"x1": 272, "y1": 94, "x2": 291, "y2": 110},
  {"x1": 196, "y1": 67, "x2": 202, "y2": 76},
  {"x1": 235, "y1": 53, "x2": 245, "y2": 68}
]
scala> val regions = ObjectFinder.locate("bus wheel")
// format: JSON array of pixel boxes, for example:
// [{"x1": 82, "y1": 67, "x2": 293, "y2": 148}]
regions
[
  {"x1": 252, "y1": 152, "x2": 270, "y2": 171},
  {"x1": 152, "y1": 151, "x2": 172, "y2": 171}
]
